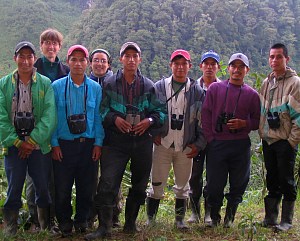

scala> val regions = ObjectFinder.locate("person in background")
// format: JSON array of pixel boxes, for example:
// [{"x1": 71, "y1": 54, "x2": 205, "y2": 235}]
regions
[
  {"x1": 146, "y1": 49, "x2": 206, "y2": 230},
  {"x1": 259, "y1": 43, "x2": 300, "y2": 232},
  {"x1": 201, "y1": 53, "x2": 260, "y2": 228},
  {"x1": 25, "y1": 28, "x2": 69, "y2": 232},
  {"x1": 188, "y1": 50, "x2": 221, "y2": 224},
  {"x1": 0, "y1": 41, "x2": 56, "y2": 236},
  {"x1": 51, "y1": 45, "x2": 104, "y2": 237},
  {"x1": 85, "y1": 42, "x2": 165, "y2": 240},
  {"x1": 88, "y1": 48, "x2": 122, "y2": 228}
]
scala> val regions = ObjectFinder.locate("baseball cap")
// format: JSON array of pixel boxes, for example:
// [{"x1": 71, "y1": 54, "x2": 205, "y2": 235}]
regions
[
  {"x1": 170, "y1": 49, "x2": 191, "y2": 61},
  {"x1": 201, "y1": 50, "x2": 220, "y2": 63},
  {"x1": 15, "y1": 41, "x2": 36, "y2": 55},
  {"x1": 67, "y1": 45, "x2": 89, "y2": 58},
  {"x1": 89, "y1": 48, "x2": 111, "y2": 62},
  {"x1": 120, "y1": 42, "x2": 141, "y2": 56},
  {"x1": 228, "y1": 53, "x2": 249, "y2": 67}
]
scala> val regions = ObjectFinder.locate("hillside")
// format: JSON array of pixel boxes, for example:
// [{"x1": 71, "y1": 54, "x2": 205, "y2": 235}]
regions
[{"x1": 0, "y1": 0, "x2": 84, "y2": 74}]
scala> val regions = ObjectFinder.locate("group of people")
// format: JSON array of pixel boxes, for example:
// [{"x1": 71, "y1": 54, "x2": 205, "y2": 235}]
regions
[{"x1": 0, "y1": 27, "x2": 299, "y2": 240}]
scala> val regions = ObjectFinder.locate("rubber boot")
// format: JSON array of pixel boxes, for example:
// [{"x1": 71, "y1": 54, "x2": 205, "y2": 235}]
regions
[
  {"x1": 207, "y1": 206, "x2": 221, "y2": 228},
  {"x1": 146, "y1": 197, "x2": 160, "y2": 226},
  {"x1": 37, "y1": 207, "x2": 50, "y2": 230},
  {"x1": 261, "y1": 197, "x2": 281, "y2": 227},
  {"x1": 204, "y1": 198, "x2": 212, "y2": 224},
  {"x1": 223, "y1": 203, "x2": 238, "y2": 228},
  {"x1": 175, "y1": 199, "x2": 189, "y2": 230},
  {"x1": 84, "y1": 206, "x2": 113, "y2": 240},
  {"x1": 112, "y1": 212, "x2": 121, "y2": 228},
  {"x1": 3, "y1": 208, "x2": 19, "y2": 237},
  {"x1": 187, "y1": 196, "x2": 200, "y2": 223},
  {"x1": 275, "y1": 200, "x2": 295, "y2": 232},
  {"x1": 123, "y1": 198, "x2": 141, "y2": 234}
]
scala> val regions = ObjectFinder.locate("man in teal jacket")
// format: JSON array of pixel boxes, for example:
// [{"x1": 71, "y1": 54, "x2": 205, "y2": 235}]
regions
[{"x1": 0, "y1": 41, "x2": 57, "y2": 236}]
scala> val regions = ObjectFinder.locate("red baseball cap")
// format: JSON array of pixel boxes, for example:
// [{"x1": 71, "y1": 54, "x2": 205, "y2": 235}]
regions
[
  {"x1": 67, "y1": 45, "x2": 89, "y2": 58},
  {"x1": 170, "y1": 49, "x2": 191, "y2": 61}
]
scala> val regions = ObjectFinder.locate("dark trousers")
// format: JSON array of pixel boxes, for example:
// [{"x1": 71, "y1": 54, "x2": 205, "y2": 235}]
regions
[
  {"x1": 95, "y1": 132, "x2": 153, "y2": 208},
  {"x1": 262, "y1": 140, "x2": 297, "y2": 201},
  {"x1": 206, "y1": 139, "x2": 251, "y2": 208},
  {"x1": 53, "y1": 138, "x2": 97, "y2": 231},
  {"x1": 4, "y1": 146, "x2": 51, "y2": 210},
  {"x1": 189, "y1": 148, "x2": 207, "y2": 199}
]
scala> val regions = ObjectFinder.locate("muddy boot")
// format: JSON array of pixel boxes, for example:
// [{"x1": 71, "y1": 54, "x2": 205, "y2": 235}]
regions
[
  {"x1": 3, "y1": 208, "x2": 19, "y2": 237},
  {"x1": 187, "y1": 196, "x2": 200, "y2": 223},
  {"x1": 37, "y1": 207, "x2": 50, "y2": 230},
  {"x1": 261, "y1": 197, "x2": 281, "y2": 228},
  {"x1": 175, "y1": 199, "x2": 189, "y2": 230},
  {"x1": 204, "y1": 198, "x2": 212, "y2": 224},
  {"x1": 207, "y1": 206, "x2": 221, "y2": 228},
  {"x1": 223, "y1": 203, "x2": 238, "y2": 228},
  {"x1": 275, "y1": 200, "x2": 295, "y2": 232},
  {"x1": 146, "y1": 197, "x2": 160, "y2": 226},
  {"x1": 123, "y1": 198, "x2": 141, "y2": 234},
  {"x1": 84, "y1": 206, "x2": 113, "y2": 240}
]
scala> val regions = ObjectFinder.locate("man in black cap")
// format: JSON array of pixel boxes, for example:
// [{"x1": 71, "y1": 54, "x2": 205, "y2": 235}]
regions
[
  {"x1": 85, "y1": 42, "x2": 166, "y2": 240},
  {"x1": 0, "y1": 41, "x2": 57, "y2": 236}
]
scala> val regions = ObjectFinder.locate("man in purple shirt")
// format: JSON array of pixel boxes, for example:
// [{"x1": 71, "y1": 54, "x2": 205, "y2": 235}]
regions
[{"x1": 201, "y1": 53, "x2": 260, "y2": 228}]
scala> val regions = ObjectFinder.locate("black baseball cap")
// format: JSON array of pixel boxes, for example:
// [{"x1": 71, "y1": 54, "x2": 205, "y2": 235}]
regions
[{"x1": 15, "y1": 41, "x2": 36, "y2": 56}]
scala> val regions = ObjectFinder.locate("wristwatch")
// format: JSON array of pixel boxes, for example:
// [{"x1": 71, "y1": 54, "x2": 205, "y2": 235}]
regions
[{"x1": 148, "y1": 117, "x2": 154, "y2": 126}]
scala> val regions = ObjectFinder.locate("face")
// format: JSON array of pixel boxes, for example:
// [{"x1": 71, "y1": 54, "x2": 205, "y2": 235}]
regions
[
  {"x1": 40, "y1": 39, "x2": 61, "y2": 61},
  {"x1": 119, "y1": 49, "x2": 141, "y2": 72},
  {"x1": 170, "y1": 57, "x2": 192, "y2": 81},
  {"x1": 200, "y1": 58, "x2": 220, "y2": 78},
  {"x1": 14, "y1": 48, "x2": 36, "y2": 75},
  {"x1": 91, "y1": 52, "x2": 110, "y2": 77},
  {"x1": 228, "y1": 60, "x2": 249, "y2": 83},
  {"x1": 67, "y1": 50, "x2": 88, "y2": 77},
  {"x1": 269, "y1": 48, "x2": 289, "y2": 74}
]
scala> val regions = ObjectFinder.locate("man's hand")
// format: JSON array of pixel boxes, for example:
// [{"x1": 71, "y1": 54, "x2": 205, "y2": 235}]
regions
[
  {"x1": 18, "y1": 141, "x2": 35, "y2": 159},
  {"x1": 52, "y1": 146, "x2": 63, "y2": 162},
  {"x1": 92, "y1": 146, "x2": 102, "y2": 161},
  {"x1": 132, "y1": 118, "x2": 151, "y2": 136},
  {"x1": 153, "y1": 135, "x2": 161, "y2": 146},
  {"x1": 115, "y1": 116, "x2": 132, "y2": 133},
  {"x1": 227, "y1": 119, "x2": 246, "y2": 130},
  {"x1": 186, "y1": 144, "x2": 199, "y2": 158}
]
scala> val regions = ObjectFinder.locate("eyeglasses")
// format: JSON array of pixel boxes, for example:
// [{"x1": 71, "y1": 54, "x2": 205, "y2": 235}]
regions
[
  {"x1": 43, "y1": 40, "x2": 59, "y2": 46},
  {"x1": 92, "y1": 58, "x2": 108, "y2": 64}
]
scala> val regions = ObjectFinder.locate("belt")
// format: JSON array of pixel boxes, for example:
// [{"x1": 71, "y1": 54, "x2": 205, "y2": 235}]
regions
[{"x1": 60, "y1": 137, "x2": 93, "y2": 143}]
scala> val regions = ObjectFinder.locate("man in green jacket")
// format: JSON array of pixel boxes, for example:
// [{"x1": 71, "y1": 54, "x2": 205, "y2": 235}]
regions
[{"x1": 0, "y1": 41, "x2": 57, "y2": 237}]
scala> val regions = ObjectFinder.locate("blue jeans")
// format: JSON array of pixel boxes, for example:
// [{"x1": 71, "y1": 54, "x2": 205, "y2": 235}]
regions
[
  {"x1": 206, "y1": 138, "x2": 251, "y2": 208},
  {"x1": 53, "y1": 138, "x2": 97, "y2": 232},
  {"x1": 4, "y1": 146, "x2": 51, "y2": 210}
]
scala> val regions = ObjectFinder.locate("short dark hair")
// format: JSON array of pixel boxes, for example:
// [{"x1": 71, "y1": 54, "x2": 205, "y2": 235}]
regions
[{"x1": 270, "y1": 43, "x2": 288, "y2": 58}]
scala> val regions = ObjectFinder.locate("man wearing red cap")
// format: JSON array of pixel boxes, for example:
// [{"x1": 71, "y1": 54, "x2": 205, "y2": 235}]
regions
[
  {"x1": 146, "y1": 49, "x2": 206, "y2": 230},
  {"x1": 51, "y1": 45, "x2": 104, "y2": 237}
]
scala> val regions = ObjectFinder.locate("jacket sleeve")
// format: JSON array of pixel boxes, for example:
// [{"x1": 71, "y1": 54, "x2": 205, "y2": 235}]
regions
[
  {"x1": 288, "y1": 79, "x2": 300, "y2": 147},
  {"x1": 201, "y1": 87, "x2": 214, "y2": 143},
  {"x1": 29, "y1": 80, "x2": 57, "y2": 146},
  {"x1": 94, "y1": 85, "x2": 104, "y2": 146},
  {"x1": 0, "y1": 78, "x2": 20, "y2": 148}
]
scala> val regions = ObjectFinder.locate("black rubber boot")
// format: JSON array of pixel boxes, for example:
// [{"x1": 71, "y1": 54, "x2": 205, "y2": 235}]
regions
[
  {"x1": 146, "y1": 197, "x2": 160, "y2": 226},
  {"x1": 123, "y1": 198, "x2": 141, "y2": 234},
  {"x1": 37, "y1": 207, "x2": 50, "y2": 230},
  {"x1": 84, "y1": 206, "x2": 113, "y2": 240},
  {"x1": 275, "y1": 200, "x2": 295, "y2": 232},
  {"x1": 3, "y1": 208, "x2": 19, "y2": 237},
  {"x1": 175, "y1": 199, "x2": 189, "y2": 230},
  {"x1": 207, "y1": 206, "x2": 221, "y2": 228},
  {"x1": 223, "y1": 203, "x2": 238, "y2": 228},
  {"x1": 204, "y1": 198, "x2": 212, "y2": 224},
  {"x1": 187, "y1": 196, "x2": 200, "y2": 223},
  {"x1": 261, "y1": 197, "x2": 281, "y2": 228}
]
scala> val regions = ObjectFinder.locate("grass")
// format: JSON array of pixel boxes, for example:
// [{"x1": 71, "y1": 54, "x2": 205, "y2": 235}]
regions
[{"x1": 1, "y1": 194, "x2": 300, "y2": 241}]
